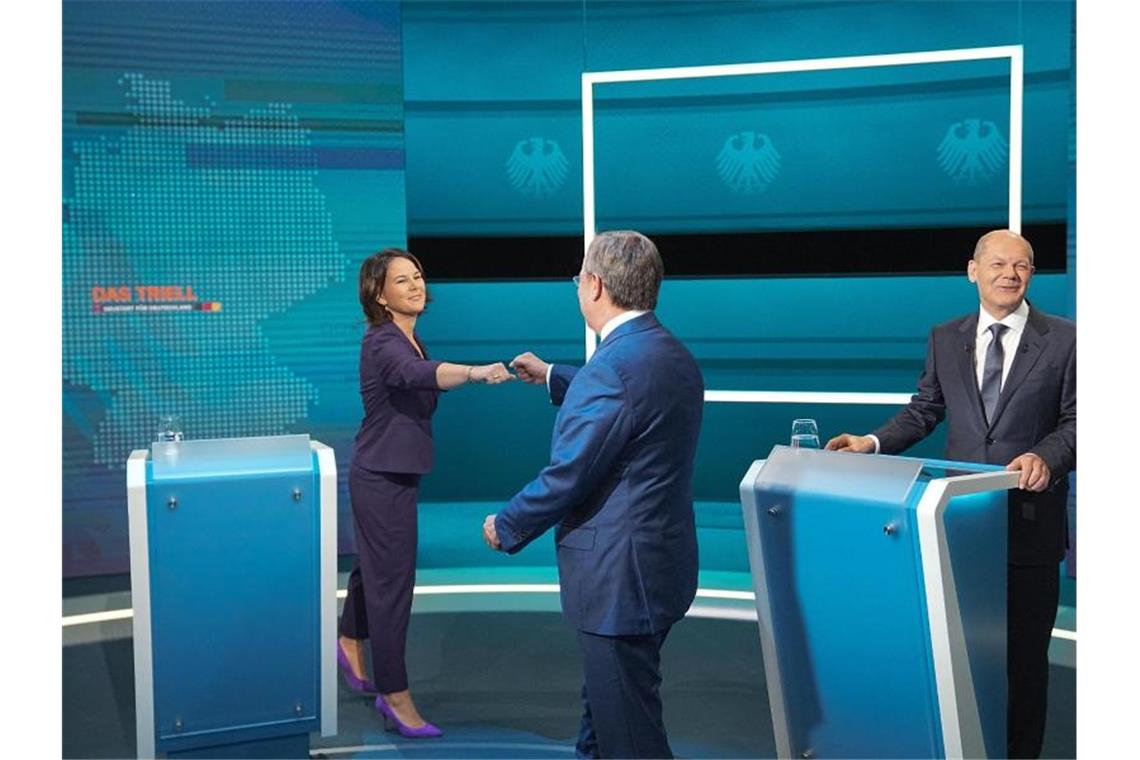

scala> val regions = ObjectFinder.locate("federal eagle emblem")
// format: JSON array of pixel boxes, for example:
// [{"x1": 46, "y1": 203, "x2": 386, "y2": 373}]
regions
[
  {"x1": 937, "y1": 118, "x2": 1008, "y2": 186},
  {"x1": 716, "y1": 130, "x2": 781, "y2": 194},
  {"x1": 506, "y1": 137, "x2": 569, "y2": 197}
]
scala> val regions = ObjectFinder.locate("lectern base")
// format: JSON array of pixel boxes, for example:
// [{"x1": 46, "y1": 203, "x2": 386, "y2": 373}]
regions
[{"x1": 166, "y1": 732, "x2": 309, "y2": 759}]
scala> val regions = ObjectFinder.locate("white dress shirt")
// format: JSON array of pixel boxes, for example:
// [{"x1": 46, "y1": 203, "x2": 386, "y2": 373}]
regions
[
  {"x1": 868, "y1": 300, "x2": 1029, "y2": 454},
  {"x1": 598, "y1": 310, "x2": 648, "y2": 341}
]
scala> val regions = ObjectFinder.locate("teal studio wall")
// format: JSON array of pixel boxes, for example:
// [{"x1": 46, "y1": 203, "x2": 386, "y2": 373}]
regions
[
  {"x1": 61, "y1": 0, "x2": 1075, "y2": 581},
  {"x1": 61, "y1": 0, "x2": 410, "y2": 576},
  {"x1": 399, "y1": 1, "x2": 1076, "y2": 578}
]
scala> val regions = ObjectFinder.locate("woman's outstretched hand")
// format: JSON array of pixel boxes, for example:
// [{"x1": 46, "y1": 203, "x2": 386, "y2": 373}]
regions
[{"x1": 469, "y1": 362, "x2": 515, "y2": 384}]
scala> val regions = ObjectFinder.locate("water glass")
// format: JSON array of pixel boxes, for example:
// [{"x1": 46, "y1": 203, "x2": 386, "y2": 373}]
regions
[
  {"x1": 790, "y1": 418, "x2": 820, "y2": 449},
  {"x1": 156, "y1": 414, "x2": 183, "y2": 443}
]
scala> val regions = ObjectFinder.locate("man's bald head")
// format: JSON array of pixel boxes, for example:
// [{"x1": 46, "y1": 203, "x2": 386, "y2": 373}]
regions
[{"x1": 973, "y1": 229, "x2": 1035, "y2": 263}]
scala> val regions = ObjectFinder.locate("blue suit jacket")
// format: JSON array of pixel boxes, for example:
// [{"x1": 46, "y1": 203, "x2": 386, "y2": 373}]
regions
[
  {"x1": 351, "y1": 321, "x2": 442, "y2": 475},
  {"x1": 495, "y1": 313, "x2": 705, "y2": 635},
  {"x1": 873, "y1": 305, "x2": 1076, "y2": 564}
]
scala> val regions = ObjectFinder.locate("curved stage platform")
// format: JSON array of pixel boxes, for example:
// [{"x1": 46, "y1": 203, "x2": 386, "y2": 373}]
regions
[
  {"x1": 63, "y1": 568, "x2": 1075, "y2": 758},
  {"x1": 316, "y1": 609, "x2": 772, "y2": 759}
]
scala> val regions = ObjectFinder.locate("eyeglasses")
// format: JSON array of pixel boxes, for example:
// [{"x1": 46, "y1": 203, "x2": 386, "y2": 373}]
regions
[{"x1": 572, "y1": 275, "x2": 580, "y2": 287}]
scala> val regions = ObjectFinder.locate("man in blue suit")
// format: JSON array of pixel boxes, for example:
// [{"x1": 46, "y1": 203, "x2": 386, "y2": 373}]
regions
[
  {"x1": 827, "y1": 229, "x2": 1076, "y2": 758},
  {"x1": 483, "y1": 230, "x2": 704, "y2": 759}
]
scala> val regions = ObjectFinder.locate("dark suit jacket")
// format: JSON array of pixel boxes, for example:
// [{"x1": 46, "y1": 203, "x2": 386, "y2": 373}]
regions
[
  {"x1": 873, "y1": 305, "x2": 1076, "y2": 564},
  {"x1": 495, "y1": 313, "x2": 705, "y2": 635},
  {"x1": 351, "y1": 321, "x2": 442, "y2": 474}
]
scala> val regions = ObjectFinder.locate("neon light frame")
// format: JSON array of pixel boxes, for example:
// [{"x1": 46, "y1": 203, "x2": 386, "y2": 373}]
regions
[{"x1": 580, "y1": 45, "x2": 1023, "y2": 405}]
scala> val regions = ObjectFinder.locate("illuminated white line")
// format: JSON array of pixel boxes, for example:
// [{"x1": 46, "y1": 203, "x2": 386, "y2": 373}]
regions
[
  {"x1": 581, "y1": 70, "x2": 598, "y2": 363},
  {"x1": 694, "y1": 588, "x2": 755, "y2": 600},
  {"x1": 412, "y1": 583, "x2": 562, "y2": 595},
  {"x1": 583, "y1": 46, "x2": 1024, "y2": 85},
  {"x1": 1008, "y1": 45, "x2": 1023, "y2": 233},
  {"x1": 581, "y1": 74, "x2": 596, "y2": 256},
  {"x1": 585, "y1": 322, "x2": 598, "y2": 362},
  {"x1": 62, "y1": 608, "x2": 134, "y2": 627},
  {"x1": 62, "y1": 585, "x2": 1075, "y2": 642},
  {"x1": 581, "y1": 45, "x2": 1022, "y2": 398},
  {"x1": 686, "y1": 605, "x2": 759, "y2": 622},
  {"x1": 339, "y1": 586, "x2": 566, "y2": 600},
  {"x1": 704, "y1": 390, "x2": 913, "y2": 405},
  {"x1": 313, "y1": 745, "x2": 399, "y2": 755}
]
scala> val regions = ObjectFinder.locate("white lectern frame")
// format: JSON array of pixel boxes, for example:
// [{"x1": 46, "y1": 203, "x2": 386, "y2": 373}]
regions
[{"x1": 127, "y1": 439, "x2": 338, "y2": 758}]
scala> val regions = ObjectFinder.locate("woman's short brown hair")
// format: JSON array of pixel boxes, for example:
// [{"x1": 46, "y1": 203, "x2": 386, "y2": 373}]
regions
[{"x1": 358, "y1": 248, "x2": 430, "y2": 325}]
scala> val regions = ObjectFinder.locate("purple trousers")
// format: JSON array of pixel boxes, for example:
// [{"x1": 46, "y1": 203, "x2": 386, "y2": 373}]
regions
[{"x1": 339, "y1": 465, "x2": 421, "y2": 694}]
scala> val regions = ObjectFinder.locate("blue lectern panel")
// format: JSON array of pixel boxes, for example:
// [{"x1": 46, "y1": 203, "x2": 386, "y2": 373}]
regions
[
  {"x1": 147, "y1": 466, "x2": 318, "y2": 747},
  {"x1": 753, "y1": 447, "x2": 940, "y2": 757}
]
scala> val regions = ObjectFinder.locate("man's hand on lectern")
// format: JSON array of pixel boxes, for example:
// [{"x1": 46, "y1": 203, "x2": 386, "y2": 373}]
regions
[
  {"x1": 1007, "y1": 452, "x2": 1051, "y2": 492},
  {"x1": 825, "y1": 433, "x2": 876, "y2": 453}
]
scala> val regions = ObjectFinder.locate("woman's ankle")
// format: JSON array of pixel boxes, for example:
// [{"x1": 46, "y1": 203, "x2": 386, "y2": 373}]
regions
[
  {"x1": 382, "y1": 689, "x2": 411, "y2": 705},
  {"x1": 338, "y1": 637, "x2": 367, "y2": 677}
]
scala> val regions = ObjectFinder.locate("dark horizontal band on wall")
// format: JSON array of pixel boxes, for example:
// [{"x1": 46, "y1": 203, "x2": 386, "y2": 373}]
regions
[
  {"x1": 409, "y1": 223, "x2": 1067, "y2": 280},
  {"x1": 406, "y1": 69, "x2": 1069, "y2": 115}
]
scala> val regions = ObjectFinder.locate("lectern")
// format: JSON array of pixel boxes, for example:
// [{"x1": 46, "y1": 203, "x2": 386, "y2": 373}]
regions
[
  {"x1": 739, "y1": 445, "x2": 1018, "y2": 759},
  {"x1": 126, "y1": 435, "x2": 338, "y2": 758}
]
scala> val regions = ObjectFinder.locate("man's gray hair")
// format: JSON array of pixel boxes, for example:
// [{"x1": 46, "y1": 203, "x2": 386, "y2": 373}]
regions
[
  {"x1": 584, "y1": 230, "x2": 664, "y2": 311},
  {"x1": 974, "y1": 229, "x2": 1035, "y2": 262}
]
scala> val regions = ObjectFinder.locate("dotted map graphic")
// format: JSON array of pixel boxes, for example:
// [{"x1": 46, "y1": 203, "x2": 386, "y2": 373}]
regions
[{"x1": 63, "y1": 74, "x2": 347, "y2": 468}]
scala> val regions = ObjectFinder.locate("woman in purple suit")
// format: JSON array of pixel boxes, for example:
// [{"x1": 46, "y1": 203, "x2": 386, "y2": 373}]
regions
[{"x1": 336, "y1": 248, "x2": 512, "y2": 737}]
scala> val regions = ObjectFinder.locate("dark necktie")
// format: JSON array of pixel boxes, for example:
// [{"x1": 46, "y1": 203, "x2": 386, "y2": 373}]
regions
[{"x1": 981, "y1": 323, "x2": 1008, "y2": 425}]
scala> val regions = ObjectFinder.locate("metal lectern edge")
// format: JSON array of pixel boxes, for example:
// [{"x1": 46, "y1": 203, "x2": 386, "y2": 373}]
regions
[
  {"x1": 739, "y1": 459, "x2": 793, "y2": 759},
  {"x1": 127, "y1": 449, "x2": 155, "y2": 760},
  {"x1": 311, "y1": 441, "x2": 338, "y2": 738},
  {"x1": 917, "y1": 470, "x2": 1019, "y2": 760}
]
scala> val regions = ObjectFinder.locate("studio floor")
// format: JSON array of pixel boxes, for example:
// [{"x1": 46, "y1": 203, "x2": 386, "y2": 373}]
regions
[{"x1": 63, "y1": 569, "x2": 1076, "y2": 759}]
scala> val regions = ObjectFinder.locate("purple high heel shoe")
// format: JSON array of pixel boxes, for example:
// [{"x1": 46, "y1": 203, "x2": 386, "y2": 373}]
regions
[
  {"x1": 336, "y1": 641, "x2": 378, "y2": 694},
  {"x1": 374, "y1": 696, "x2": 443, "y2": 739}
]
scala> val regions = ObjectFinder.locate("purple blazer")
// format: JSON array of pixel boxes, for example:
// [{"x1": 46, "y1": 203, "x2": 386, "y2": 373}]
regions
[{"x1": 351, "y1": 321, "x2": 443, "y2": 475}]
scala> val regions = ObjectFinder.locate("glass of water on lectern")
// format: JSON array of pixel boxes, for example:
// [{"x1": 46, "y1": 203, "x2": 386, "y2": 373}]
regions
[
  {"x1": 790, "y1": 418, "x2": 820, "y2": 449},
  {"x1": 156, "y1": 414, "x2": 183, "y2": 443}
]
